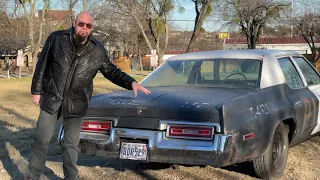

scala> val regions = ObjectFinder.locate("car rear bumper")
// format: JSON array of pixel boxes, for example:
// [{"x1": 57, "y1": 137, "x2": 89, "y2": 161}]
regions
[{"x1": 58, "y1": 126, "x2": 234, "y2": 167}]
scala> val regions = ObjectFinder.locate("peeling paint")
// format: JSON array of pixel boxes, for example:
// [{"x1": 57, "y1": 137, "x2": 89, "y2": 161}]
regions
[
  {"x1": 181, "y1": 102, "x2": 211, "y2": 109},
  {"x1": 109, "y1": 99, "x2": 146, "y2": 106},
  {"x1": 247, "y1": 103, "x2": 271, "y2": 119}
]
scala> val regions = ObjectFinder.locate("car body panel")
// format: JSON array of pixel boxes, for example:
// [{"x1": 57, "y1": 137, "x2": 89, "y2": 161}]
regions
[
  {"x1": 219, "y1": 84, "x2": 294, "y2": 164},
  {"x1": 309, "y1": 84, "x2": 320, "y2": 134}
]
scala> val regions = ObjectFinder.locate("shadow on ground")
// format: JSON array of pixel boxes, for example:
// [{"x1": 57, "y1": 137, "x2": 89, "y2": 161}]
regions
[
  {"x1": 0, "y1": 105, "x2": 62, "y2": 179},
  {"x1": 45, "y1": 153, "x2": 259, "y2": 180}
]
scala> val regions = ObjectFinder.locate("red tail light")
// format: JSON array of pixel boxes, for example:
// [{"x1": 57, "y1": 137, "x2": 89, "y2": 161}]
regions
[
  {"x1": 167, "y1": 125, "x2": 213, "y2": 140},
  {"x1": 81, "y1": 121, "x2": 112, "y2": 134}
]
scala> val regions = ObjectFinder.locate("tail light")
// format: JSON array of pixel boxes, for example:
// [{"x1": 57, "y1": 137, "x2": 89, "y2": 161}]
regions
[
  {"x1": 166, "y1": 125, "x2": 213, "y2": 140},
  {"x1": 81, "y1": 121, "x2": 112, "y2": 134}
]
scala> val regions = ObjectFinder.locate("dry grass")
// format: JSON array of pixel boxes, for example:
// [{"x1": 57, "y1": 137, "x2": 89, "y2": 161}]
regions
[{"x1": 0, "y1": 74, "x2": 319, "y2": 180}]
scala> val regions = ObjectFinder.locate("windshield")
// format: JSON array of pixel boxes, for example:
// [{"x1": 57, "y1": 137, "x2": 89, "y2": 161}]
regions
[{"x1": 141, "y1": 59, "x2": 261, "y2": 89}]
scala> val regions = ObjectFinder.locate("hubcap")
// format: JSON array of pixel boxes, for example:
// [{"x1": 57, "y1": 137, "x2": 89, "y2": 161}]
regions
[{"x1": 272, "y1": 132, "x2": 285, "y2": 169}]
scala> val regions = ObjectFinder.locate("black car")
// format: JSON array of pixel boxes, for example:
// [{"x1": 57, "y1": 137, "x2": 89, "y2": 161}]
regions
[{"x1": 59, "y1": 49, "x2": 320, "y2": 179}]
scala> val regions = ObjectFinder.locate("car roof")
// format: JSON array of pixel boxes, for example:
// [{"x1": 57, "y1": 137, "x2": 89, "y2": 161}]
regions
[{"x1": 167, "y1": 49, "x2": 302, "y2": 61}]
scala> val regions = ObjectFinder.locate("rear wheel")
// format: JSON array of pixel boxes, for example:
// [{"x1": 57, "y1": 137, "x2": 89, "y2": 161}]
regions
[{"x1": 253, "y1": 122, "x2": 289, "y2": 180}]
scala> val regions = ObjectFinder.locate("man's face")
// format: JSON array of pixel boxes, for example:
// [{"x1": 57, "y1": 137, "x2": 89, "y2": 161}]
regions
[{"x1": 74, "y1": 13, "x2": 93, "y2": 41}]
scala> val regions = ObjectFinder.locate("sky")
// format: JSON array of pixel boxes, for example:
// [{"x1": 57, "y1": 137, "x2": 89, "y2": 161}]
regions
[{"x1": 170, "y1": 2, "x2": 226, "y2": 32}]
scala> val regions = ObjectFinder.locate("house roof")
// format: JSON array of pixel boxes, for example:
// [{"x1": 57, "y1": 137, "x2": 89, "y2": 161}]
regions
[
  {"x1": 168, "y1": 49, "x2": 302, "y2": 61},
  {"x1": 164, "y1": 50, "x2": 202, "y2": 54},
  {"x1": 225, "y1": 36, "x2": 320, "y2": 45},
  {"x1": 39, "y1": 10, "x2": 74, "y2": 21}
]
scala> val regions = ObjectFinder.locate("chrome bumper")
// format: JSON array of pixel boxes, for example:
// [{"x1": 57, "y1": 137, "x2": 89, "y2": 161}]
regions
[{"x1": 58, "y1": 120, "x2": 233, "y2": 166}]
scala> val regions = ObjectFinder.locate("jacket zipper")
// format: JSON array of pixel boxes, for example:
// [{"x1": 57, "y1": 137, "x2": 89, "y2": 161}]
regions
[
  {"x1": 63, "y1": 36, "x2": 76, "y2": 117},
  {"x1": 63, "y1": 37, "x2": 90, "y2": 117}
]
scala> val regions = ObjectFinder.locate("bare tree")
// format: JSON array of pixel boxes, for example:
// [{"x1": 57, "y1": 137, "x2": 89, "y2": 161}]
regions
[
  {"x1": 93, "y1": 3, "x2": 133, "y2": 55},
  {"x1": 81, "y1": 0, "x2": 100, "y2": 12},
  {"x1": 295, "y1": 14, "x2": 320, "y2": 64},
  {"x1": 0, "y1": 1, "x2": 29, "y2": 51},
  {"x1": 93, "y1": 4, "x2": 150, "y2": 71},
  {"x1": 185, "y1": 0, "x2": 213, "y2": 53},
  {"x1": 0, "y1": 1, "x2": 20, "y2": 39},
  {"x1": 292, "y1": 0, "x2": 320, "y2": 64},
  {"x1": 220, "y1": 0, "x2": 289, "y2": 49},
  {"x1": 0, "y1": 1, "x2": 9, "y2": 8},
  {"x1": 107, "y1": 0, "x2": 174, "y2": 65},
  {"x1": 17, "y1": 0, "x2": 50, "y2": 73}
]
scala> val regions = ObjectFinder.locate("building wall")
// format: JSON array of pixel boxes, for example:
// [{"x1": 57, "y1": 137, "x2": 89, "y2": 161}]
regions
[{"x1": 223, "y1": 43, "x2": 320, "y2": 54}]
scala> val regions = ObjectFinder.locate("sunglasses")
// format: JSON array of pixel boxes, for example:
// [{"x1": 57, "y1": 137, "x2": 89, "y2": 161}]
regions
[{"x1": 77, "y1": 22, "x2": 93, "y2": 29}]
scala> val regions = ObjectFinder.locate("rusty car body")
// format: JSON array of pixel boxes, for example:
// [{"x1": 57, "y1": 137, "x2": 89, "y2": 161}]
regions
[{"x1": 58, "y1": 49, "x2": 320, "y2": 179}]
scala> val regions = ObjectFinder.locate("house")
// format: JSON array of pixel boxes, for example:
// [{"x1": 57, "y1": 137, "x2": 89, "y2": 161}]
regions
[
  {"x1": 223, "y1": 36, "x2": 320, "y2": 54},
  {"x1": 223, "y1": 36, "x2": 320, "y2": 70},
  {"x1": 38, "y1": 10, "x2": 75, "y2": 29}
]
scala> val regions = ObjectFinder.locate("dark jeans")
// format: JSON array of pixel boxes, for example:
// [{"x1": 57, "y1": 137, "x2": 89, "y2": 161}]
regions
[{"x1": 26, "y1": 109, "x2": 83, "y2": 180}]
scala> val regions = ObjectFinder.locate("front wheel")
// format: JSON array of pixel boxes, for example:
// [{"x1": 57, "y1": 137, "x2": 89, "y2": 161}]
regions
[{"x1": 253, "y1": 122, "x2": 289, "y2": 180}]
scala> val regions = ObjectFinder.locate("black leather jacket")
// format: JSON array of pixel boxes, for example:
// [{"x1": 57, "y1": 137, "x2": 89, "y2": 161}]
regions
[{"x1": 31, "y1": 28, "x2": 136, "y2": 118}]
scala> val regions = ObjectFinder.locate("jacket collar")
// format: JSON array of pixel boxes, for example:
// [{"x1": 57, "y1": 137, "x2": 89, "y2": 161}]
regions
[
  {"x1": 65, "y1": 27, "x2": 96, "y2": 44},
  {"x1": 65, "y1": 27, "x2": 96, "y2": 56}
]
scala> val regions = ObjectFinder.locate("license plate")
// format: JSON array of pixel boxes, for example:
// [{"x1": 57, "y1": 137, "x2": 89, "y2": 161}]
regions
[{"x1": 119, "y1": 142, "x2": 147, "y2": 161}]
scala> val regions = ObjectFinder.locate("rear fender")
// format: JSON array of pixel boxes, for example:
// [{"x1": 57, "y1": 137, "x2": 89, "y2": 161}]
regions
[{"x1": 216, "y1": 84, "x2": 294, "y2": 164}]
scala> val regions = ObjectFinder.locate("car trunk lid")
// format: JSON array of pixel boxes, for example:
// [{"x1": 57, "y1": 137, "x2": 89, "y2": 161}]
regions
[{"x1": 86, "y1": 87, "x2": 251, "y2": 129}]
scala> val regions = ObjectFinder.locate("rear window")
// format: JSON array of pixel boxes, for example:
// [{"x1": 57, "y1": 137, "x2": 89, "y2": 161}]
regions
[{"x1": 141, "y1": 59, "x2": 261, "y2": 89}]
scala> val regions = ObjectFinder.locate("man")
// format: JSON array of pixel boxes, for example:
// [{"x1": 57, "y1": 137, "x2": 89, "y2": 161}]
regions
[{"x1": 25, "y1": 12, "x2": 151, "y2": 180}]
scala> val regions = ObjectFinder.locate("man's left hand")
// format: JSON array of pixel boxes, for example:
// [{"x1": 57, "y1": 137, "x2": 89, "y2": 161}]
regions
[{"x1": 132, "y1": 81, "x2": 151, "y2": 97}]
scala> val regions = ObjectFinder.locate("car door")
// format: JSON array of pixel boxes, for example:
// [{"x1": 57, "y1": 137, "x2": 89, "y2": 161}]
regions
[
  {"x1": 292, "y1": 57, "x2": 320, "y2": 136},
  {"x1": 278, "y1": 57, "x2": 317, "y2": 142}
]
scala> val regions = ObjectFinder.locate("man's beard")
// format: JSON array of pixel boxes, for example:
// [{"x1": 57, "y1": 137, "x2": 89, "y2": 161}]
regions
[{"x1": 75, "y1": 33, "x2": 88, "y2": 43}]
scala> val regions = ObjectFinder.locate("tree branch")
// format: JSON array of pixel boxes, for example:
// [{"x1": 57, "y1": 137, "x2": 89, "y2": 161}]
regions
[
  {"x1": 148, "y1": 18, "x2": 158, "y2": 43},
  {"x1": 36, "y1": 0, "x2": 49, "y2": 47},
  {"x1": 54, "y1": 0, "x2": 78, "y2": 30},
  {"x1": 17, "y1": 0, "x2": 30, "y2": 23}
]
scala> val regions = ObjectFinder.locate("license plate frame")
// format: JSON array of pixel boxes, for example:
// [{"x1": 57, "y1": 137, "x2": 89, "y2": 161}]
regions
[{"x1": 119, "y1": 142, "x2": 148, "y2": 161}]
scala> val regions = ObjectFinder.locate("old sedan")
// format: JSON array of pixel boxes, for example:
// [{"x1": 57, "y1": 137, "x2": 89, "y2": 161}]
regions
[{"x1": 58, "y1": 49, "x2": 320, "y2": 179}]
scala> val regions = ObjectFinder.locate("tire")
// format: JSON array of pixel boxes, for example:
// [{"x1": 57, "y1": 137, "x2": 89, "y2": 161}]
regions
[{"x1": 253, "y1": 122, "x2": 289, "y2": 180}]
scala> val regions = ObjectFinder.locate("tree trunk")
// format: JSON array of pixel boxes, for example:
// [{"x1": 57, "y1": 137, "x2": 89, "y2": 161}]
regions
[
  {"x1": 311, "y1": 48, "x2": 317, "y2": 64},
  {"x1": 248, "y1": 23, "x2": 255, "y2": 49},
  {"x1": 156, "y1": 32, "x2": 163, "y2": 65},
  {"x1": 302, "y1": 34, "x2": 318, "y2": 63},
  {"x1": 186, "y1": 32, "x2": 197, "y2": 52},
  {"x1": 186, "y1": 0, "x2": 212, "y2": 53},
  {"x1": 29, "y1": 16, "x2": 35, "y2": 74},
  {"x1": 139, "y1": 54, "x2": 143, "y2": 71},
  {"x1": 19, "y1": 0, "x2": 49, "y2": 75},
  {"x1": 31, "y1": 51, "x2": 38, "y2": 73},
  {"x1": 134, "y1": 16, "x2": 153, "y2": 52},
  {"x1": 164, "y1": 23, "x2": 169, "y2": 63},
  {"x1": 33, "y1": 0, "x2": 49, "y2": 74},
  {"x1": 158, "y1": 51, "x2": 164, "y2": 66}
]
